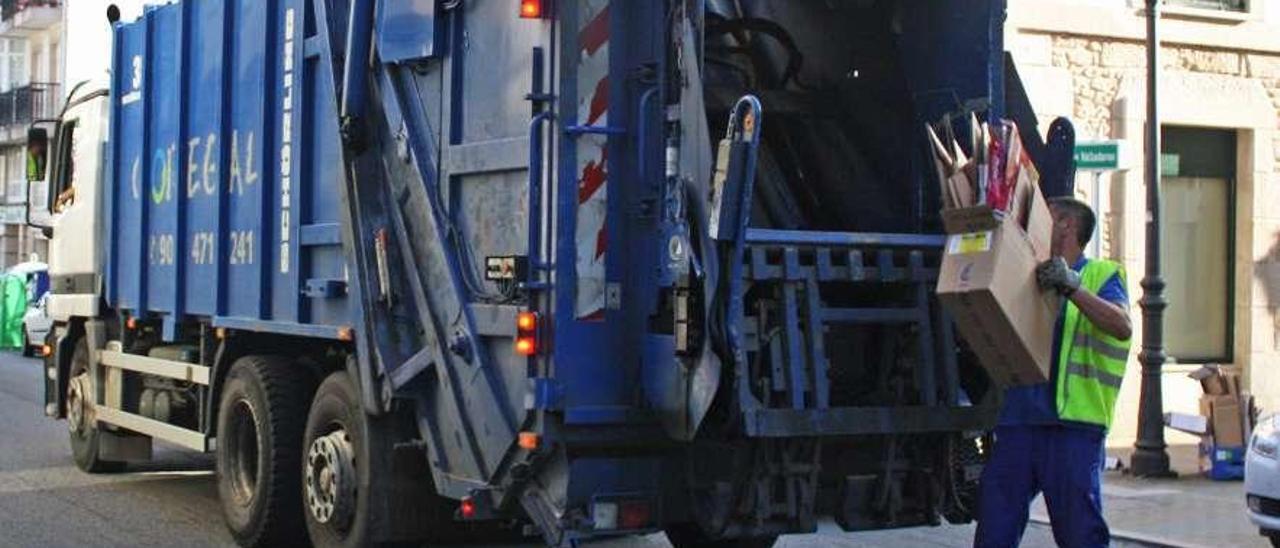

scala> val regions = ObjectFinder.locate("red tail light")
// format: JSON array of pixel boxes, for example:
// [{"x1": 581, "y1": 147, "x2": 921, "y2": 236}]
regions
[
  {"x1": 516, "y1": 311, "x2": 539, "y2": 356},
  {"x1": 515, "y1": 337, "x2": 537, "y2": 356},
  {"x1": 460, "y1": 497, "x2": 477, "y2": 520},
  {"x1": 517, "y1": 311, "x2": 537, "y2": 332},
  {"x1": 519, "y1": 0, "x2": 543, "y2": 19}
]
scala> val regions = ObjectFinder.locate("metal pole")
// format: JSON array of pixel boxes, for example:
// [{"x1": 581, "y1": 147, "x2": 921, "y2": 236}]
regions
[{"x1": 1131, "y1": 0, "x2": 1174, "y2": 478}]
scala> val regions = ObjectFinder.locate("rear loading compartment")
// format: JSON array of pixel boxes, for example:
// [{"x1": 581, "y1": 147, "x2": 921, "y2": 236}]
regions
[
  {"x1": 673, "y1": 0, "x2": 1010, "y2": 537},
  {"x1": 701, "y1": 0, "x2": 1008, "y2": 234},
  {"x1": 703, "y1": 1, "x2": 921, "y2": 233}
]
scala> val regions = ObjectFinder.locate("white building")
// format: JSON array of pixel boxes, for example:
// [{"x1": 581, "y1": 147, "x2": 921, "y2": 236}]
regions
[
  {"x1": 0, "y1": 0, "x2": 62, "y2": 268},
  {"x1": 1007, "y1": 0, "x2": 1280, "y2": 450}
]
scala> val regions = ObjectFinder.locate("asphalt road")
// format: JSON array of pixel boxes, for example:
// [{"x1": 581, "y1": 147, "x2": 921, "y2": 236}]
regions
[{"x1": 0, "y1": 351, "x2": 1082, "y2": 548}]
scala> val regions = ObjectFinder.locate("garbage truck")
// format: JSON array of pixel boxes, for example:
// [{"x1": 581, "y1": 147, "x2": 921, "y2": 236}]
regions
[{"x1": 27, "y1": 0, "x2": 1075, "y2": 546}]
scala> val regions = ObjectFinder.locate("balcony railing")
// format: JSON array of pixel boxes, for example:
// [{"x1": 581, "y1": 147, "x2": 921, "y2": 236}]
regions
[
  {"x1": 0, "y1": 82, "x2": 59, "y2": 132},
  {"x1": 1, "y1": 0, "x2": 60, "y2": 22}
]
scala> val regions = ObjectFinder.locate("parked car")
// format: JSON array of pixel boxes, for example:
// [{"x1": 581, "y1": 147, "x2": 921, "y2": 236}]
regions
[
  {"x1": 1246, "y1": 413, "x2": 1280, "y2": 546},
  {"x1": 22, "y1": 292, "x2": 51, "y2": 357}
]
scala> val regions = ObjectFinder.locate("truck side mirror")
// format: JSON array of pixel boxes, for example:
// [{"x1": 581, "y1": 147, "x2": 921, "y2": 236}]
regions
[{"x1": 26, "y1": 127, "x2": 48, "y2": 182}]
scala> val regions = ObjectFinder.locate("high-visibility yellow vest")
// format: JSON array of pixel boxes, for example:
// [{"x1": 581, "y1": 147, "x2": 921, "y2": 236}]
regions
[{"x1": 1055, "y1": 259, "x2": 1132, "y2": 428}]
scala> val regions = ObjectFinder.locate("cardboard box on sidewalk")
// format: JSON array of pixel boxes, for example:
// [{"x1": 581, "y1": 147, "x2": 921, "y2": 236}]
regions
[
  {"x1": 933, "y1": 119, "x2": 1057, "y2": 386},
  {"x1": 1185, "y1": 365, "x2": 1256, "y2": 453},
  {"x1": 1205, "y1": 395, "x2": 1244, "y2": 447}
]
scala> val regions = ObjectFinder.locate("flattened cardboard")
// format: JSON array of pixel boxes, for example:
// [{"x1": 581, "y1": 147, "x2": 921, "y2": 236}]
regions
[
  {"x1": 940, "y1": 205, "x2": 1001, "y2": 234},
  {"x1": 1224, "y1": 371, "x2": 1242, "y2": 396},
  {"x1": 1164, "y1": 412, "x2": 1208, "y2": 436},
  {"x1": 1189, "y1": 365, "x2": 1230, "y2": 395}
]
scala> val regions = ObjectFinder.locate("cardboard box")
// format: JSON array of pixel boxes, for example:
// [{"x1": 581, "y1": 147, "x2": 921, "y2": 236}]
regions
[
  {"x1": 1207, "y1": 395, "x2": 1245, "y2": 447},
  {"x1": 1163, "y1": 412, "x2": 1209, "y2": 436},
  {"x1": 936, "y1": 184, "x2": 1056, "y2": 386}
]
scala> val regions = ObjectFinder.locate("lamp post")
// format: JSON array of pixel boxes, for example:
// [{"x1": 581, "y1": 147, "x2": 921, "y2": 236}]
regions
[{"x1": 1131, "y1": 0, "x2": 1175, "y2": 478}]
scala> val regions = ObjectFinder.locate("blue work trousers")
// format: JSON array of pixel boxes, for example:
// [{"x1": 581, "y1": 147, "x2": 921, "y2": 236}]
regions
[{"x1": 974, "y1": 425, "x2": 1109, "y2": 548}]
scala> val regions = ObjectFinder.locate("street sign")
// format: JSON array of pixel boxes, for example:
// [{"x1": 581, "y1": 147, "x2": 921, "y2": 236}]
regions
[{"x1": 1074, "y1": 140, "x2": 1126, "y2": 171}]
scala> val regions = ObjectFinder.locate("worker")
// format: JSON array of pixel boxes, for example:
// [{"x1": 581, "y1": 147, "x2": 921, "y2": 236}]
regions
[
  {"x1": 974, "y1": 197, "x2": 1133, "y2": 548},
  {"x1": 26, "y1": 137, "x2": 45, "y2": 181}
]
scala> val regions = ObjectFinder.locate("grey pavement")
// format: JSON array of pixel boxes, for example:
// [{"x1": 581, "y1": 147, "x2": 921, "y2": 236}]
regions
[{"x1": 0, "y1": 351, "x2": 1251, "y2": 547}]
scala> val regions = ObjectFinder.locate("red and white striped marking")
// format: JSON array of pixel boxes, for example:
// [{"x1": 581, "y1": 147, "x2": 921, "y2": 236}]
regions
[{"x1": 573, "y1": 0, "x2": 610, "y2": 321}]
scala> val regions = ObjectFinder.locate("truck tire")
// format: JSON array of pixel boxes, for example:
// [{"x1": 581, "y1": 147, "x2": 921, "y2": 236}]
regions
[
  {"x1": 216, "y1": 355, "x2": 313, "y2": 548},
  {"x1": 306, "y1": 370, "x2": 444, "y2": 547},
  {"x1": 66, "y1": 337, "x2": 125, "y2": 473},
  {"x1": 301, "y1": 371, "x2": 370, "y2": 547},
  {"x1": 22, "y1": 333, "x2": 33, "y2": 357},
  {"x1": 304, "y1": 370, "x2": 500, "y2": 547},
  {"x1": 665, "y1": 524, "x2": 777, "y2": 548}
]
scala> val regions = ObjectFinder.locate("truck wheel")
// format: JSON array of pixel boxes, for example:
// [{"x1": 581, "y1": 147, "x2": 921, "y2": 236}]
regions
[
  {"x1": 22, "y1": 333, "x2": 33, "y2": 357},
  {"x1": 301, "y1": 371, "x2": 374, "y2": 548},
  {"x1": 665, "y1": 524, "x2": 777, "y2": 548},
  {"x1": 66, "y1": 337, "x2": 125, "y2": 473},
  {"x1": 216, "y1": 356, "x2": 312, "y2": 548}
]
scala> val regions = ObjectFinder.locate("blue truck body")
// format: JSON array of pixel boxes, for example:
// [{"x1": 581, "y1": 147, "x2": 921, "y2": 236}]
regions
[
  {"x1": 39, "y1": 0, "x2": 1078, "y2": 545},
  {"x1": 106, "y1": 0, "x2": 350, "y2": 339}
]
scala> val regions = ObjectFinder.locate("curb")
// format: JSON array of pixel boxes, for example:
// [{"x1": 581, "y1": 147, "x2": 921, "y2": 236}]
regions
[{"x1": 1029, "y1": 514, "x2": 1211, "y2": 548}]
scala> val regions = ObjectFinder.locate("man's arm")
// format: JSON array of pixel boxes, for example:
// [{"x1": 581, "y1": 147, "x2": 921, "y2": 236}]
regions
[
  {"x1": 1068, "y1": 288, "x2": 1131, "y2": 341},
  {"x1": 1038, "y1": 259, "x2": 1132, "y2": 340}
]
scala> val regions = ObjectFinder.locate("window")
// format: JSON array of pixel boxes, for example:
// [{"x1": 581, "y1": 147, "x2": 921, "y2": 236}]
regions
[
  {"x1": 1160, "y1": 127, "x2": 1235, "y2": 363},
  {"x1": 2, "y1": 39, "x2": 26, "y2": 91},
  {"x1": 1163, "y1": 0, "x2": 1248, "y2": 13},
  {"x1": 48, "y1": 120, "x2": 75, "y2": 213},
  {"x1": 5, "y1": 148, "x2": 22, "y2": 203}
]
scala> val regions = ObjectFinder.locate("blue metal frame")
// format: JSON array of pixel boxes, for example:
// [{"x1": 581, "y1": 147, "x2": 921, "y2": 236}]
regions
[
  {"x1": 717, "y1": 95, "x2": 765, "y2": 410},
  {"x1": 527, "y1": 110, "x2": 554, "y2": 279}
]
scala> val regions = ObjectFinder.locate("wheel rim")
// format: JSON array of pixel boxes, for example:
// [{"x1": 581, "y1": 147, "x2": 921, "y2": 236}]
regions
[
  {"x1": 305, "y1": 426, "x2": 356, "y2": 531},
  {"x1": 226, "y1": 399, "x2": 261, "y2": 506},
  {"x1": 66, "y1": 373, "x2": 93, "y2": 435}
]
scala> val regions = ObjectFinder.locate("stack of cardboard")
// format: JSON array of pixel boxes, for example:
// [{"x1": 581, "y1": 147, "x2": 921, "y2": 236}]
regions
[
  {"x1": 1189, "y1": 365, "x2": 1256, "y2": 448},
  {"x1": 1164, "y1": 365, "x2": 1260, "y2": 480},
  {"x1": 931, "y1": 118, "x2": 1059, "y2": 386}
]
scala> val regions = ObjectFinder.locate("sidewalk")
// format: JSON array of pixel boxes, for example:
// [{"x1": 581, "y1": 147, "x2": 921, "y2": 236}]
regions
[{"x1": 1026, "y1": 443, "x2": 1266, "y2": 547}]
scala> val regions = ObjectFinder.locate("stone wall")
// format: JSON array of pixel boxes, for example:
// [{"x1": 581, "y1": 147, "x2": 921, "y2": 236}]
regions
[{"x1": 1042, "y1": 33, "x2": 1280, "y2": 168}]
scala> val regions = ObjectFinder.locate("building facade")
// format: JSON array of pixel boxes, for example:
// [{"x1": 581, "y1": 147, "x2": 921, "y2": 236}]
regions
[
  {"x1": 0, "y1": 0, "x2": 62, "y2": 269},
  {"x1": 1007, "y1": 0, "x2": 1280, "y2": 448}
]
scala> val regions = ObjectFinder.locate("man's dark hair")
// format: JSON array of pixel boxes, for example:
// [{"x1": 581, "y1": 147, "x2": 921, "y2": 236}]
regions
[{"x1": 1047, "y1": 196, "x2": 1096, "y2": 247}]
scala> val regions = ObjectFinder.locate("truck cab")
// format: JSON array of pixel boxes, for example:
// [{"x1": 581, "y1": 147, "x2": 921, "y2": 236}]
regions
[{"x1": 26, "y1": 81, "x2": 111, "y2": 330}]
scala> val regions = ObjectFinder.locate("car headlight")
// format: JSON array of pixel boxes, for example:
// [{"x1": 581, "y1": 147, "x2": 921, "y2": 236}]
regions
[{"x1": 1253, "y1": 415, "x2": 1278, "y2": 459}]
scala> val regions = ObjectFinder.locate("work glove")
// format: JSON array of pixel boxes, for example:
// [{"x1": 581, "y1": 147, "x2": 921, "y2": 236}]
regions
[{"x1": 1036, "y1": 257, "x2": 1081, "y2": 296}]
